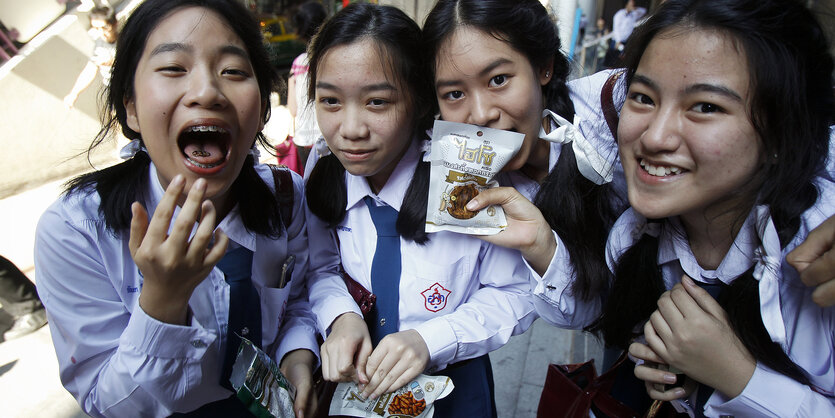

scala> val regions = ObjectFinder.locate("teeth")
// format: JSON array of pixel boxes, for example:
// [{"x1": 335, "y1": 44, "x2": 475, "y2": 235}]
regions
[
  {"x1": 187, "y1": 158, "x2": 221, "y2": 169},
  {"x1": 185, "y1": 125, "x2": 227, "y2": 133},
  {"x1": 640, "y1": 159, "x2": 682, "y2": 177}
]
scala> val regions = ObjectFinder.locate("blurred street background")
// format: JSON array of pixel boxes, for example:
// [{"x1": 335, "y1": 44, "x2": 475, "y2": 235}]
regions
[{"x1": 0, "y1": 0, "x2": 832, "y2": 417}]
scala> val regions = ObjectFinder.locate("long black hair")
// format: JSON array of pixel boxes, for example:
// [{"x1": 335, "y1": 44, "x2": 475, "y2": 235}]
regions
[
  {"x1": 304, "y1": 3, "x2": 434, "y2": 243},
  {"x1": 64, "y1": 0, "x2": 284, "y2": 237},
  {"x1": 423, "y1": 0, "x2": 622, "y2": 302},
  {"x1": 593, "y1": 0, "x2": 834, "y2": 387}
]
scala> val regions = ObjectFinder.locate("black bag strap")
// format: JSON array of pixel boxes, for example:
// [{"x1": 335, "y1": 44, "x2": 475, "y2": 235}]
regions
[{"x1": 270, "y1": 165, "x2": 294, "y2": 229}]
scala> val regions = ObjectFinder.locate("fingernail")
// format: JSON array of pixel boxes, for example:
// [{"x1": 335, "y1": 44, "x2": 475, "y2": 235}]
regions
[
  {"x1": 465, "y1": 199, "x2": 479, "y2": 210},
  {"x1": 172, "y1": 174, "x2": 184, "y2": 185},
  {"x1": 674, "y1": 388, "x2": 686, "y2": 397},
  {"x1": 663, "y1": 373, "x2": 677, "y2": 384}
]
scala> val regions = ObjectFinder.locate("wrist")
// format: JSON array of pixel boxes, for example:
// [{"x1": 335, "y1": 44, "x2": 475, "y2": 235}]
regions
[
  {"x1": 522, "y1": 228, "x2": 557, "y2": 275},
  {"x1": 138, "y1": 287, "x2": 190, "y2": 325}
]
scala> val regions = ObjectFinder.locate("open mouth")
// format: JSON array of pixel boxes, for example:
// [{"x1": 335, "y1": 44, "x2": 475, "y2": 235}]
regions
[
  {"x1": 640, "y1": 159, "x2": 683, "y2": 177},
  {"x1": 178, "y1": 124, "x2": 231, "y2": 170}
]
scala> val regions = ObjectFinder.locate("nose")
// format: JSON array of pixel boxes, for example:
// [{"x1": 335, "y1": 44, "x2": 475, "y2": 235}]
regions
[
  {"x1": 339, "y1": 105, "x2": 369, "y2": 140},
  {"x1": 640, "y1": 107, "x2": 681, "y2": 153},
  {"x1": 466, "y1": 91, "x2": 500, "y2": 127},
  {"x1": 185, "y1": 67, "x2": 229, "y2": 109}
]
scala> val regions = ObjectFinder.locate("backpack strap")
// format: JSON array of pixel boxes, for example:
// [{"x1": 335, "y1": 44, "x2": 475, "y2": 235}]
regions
[
  {"x1": 601, "y1": 71, "x2": 623, "y2": 139},
  {"x1": 270, "y1": 165, "x2": 294, "y2": 230}
]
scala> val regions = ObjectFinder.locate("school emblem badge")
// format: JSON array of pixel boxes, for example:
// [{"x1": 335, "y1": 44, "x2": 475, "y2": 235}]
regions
[{"x1": 421, "y1": 282, "x2": 451, "y2": 312}]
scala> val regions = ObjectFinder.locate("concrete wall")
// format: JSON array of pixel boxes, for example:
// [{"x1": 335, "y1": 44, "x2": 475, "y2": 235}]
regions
[{"x1": 0, "y1": 13, "x2": 118, "y2": 199}]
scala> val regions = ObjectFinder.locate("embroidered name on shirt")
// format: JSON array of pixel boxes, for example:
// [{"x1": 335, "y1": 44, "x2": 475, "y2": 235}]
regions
[
  {"x1": 421, "y1": 282, "x2": 451, "y2": 312},
  {"x1": 127, "y1": 286, "x2": 140, "y2": 293},
  {"x1": 337, "y1": 225, "x2": 352, "y2": 232}
]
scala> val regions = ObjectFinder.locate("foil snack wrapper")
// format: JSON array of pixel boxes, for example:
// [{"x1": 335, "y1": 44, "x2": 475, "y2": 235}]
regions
[
  {"x1": 230, "y1": 337, "x2": 296, "y2": 418},
  {"x1": 329, "y1": 374, "x2": 454, "y2": 418},
  {"x1": 425, "y1": 120, "x2": 524, "y2": 235}
]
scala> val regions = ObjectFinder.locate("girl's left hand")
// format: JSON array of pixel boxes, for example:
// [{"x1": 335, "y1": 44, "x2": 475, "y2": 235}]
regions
[
  {"x1": 644, "y1": 275, "x2": 756, "y2": 398},
  {"x1": 360, "y1": 330, "x2": 429, "y2": 400},
  {"x1": 629, "y1": 342, "x2": 696, "y2": 401},
  {"x1": 280, "y1": 349, "x2": 318, "y2": 418}
]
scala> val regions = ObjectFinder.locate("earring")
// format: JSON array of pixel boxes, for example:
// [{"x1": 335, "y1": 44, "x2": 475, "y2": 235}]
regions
[{"x1": 545, "y1": 71, "x2": 551, "y2": 78}]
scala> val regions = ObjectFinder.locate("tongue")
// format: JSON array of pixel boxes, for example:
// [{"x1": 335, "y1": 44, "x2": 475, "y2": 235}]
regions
[{"x1": 184, "y1": 142, "x2": 225, "y2": 165}]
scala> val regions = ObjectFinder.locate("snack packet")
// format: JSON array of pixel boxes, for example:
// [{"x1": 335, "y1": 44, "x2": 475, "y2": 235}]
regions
[
  {"x1": 230, "y1": 337, "x2": 296, "y2": 418},
  {"x1": 425, "y1": 120, "x2": 524, "y2": 235},
  {"x1": 329, "y1": 374, "x2": 454, "y2": 418}
]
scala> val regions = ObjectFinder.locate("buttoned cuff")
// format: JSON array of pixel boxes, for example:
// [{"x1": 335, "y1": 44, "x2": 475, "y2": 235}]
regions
[
  {"x1": 121, "y1": 303, "x2": 217, "y2": 360},
  {"x1": 317, "y1": 295, "x2": 363, "y2": 337},
  {"x1": 275, "y1": 324, "x2": 321, "y2": 367},
  {"x1": 413, "y1": 317, "x2": 457, "y2": 371},
  {"x1": 707, "y1": 363, "x2": 806, "y2": 417}
]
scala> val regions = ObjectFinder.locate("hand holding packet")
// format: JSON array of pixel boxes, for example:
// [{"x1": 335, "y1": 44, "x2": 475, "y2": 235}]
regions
[
  {"x1": 425, "y1": 120, "x2": 525, "y2": 235},
  {"x1": 329, "y1": 374, "x2": 454, "y2": 418}
]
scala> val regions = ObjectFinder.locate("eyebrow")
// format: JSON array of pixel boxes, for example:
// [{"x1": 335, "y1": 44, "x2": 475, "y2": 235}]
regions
[
  {"x1": 434, "y1": 57, "x2": 514, "y2": 89},
  {"x1": 149, "y1": 43, "x2": 250, "y2": 61},
  {"x1": 632, "y1": 74, "x2": 742, "y2": 102},
  {"x1": 316, "y1": 81, "x2": 396, "y2": 93}
]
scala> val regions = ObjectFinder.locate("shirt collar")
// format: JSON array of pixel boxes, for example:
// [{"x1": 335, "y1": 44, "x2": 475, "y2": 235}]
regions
[
  {"x1": 345, "y1": 137, "x2": 422, "y2": 211},
  {"x1": 146, "y1": 163, "x2": 256, "y2": 252},
  {"x1": 658, "y1": 211, "x2": 759, "y2": 285}
]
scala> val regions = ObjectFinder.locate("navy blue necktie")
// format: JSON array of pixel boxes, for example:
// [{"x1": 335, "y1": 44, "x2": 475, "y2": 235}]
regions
[
  {"x1": 216, "y1": 246, "x2": 260, "y2": 390},
  {"x1": 693, "y1": 280, "x2": 725, "y2": 418},
  {"x1": 363, "y1": 196, "x2": 401, "y2": 345}
]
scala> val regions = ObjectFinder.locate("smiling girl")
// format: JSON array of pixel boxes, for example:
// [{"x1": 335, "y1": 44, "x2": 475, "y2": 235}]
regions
[
  {"x1": 593, "y1": 0, "x2": 835, "y2": 415},
  {"x1": 303, "y1": 4, "x2": 536, "y2": 416},
  {"x1": 34, "y1": 1, "x2": 318, "y2": 416}
]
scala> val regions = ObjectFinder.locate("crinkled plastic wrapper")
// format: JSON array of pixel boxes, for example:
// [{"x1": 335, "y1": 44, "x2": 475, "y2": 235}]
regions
[
  {"x1": 425, "y1": 120, "x2": 525, "y2": 235},
  {"x1": 329, "y1": 374, "x2": 454, "y2": 418},
  {"x1": 230, "y1": 337, "x2": 296, "y2": 418}
]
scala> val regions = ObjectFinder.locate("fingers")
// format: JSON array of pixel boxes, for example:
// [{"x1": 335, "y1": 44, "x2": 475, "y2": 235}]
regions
[
  {"x1": 355, "y1": 338, "x2": 373, "y2": 385},
  {"x1": 643, "y1": 320, "x2": 669, "y2": 363},
  {"x1": 168, "y1": 178, "x2": 207, "y2": 250},
  {"x1": 812, "y1": 280, "x2": 835, "y2": 307},
  {"x1": 679, "y1": 275, "x2": 725, "y2": 319},
  {"x1": 787, "y1": 214, "x2": 835, "y2": 274},
  {"x1": 129, "y1": 201, "x2": 149, "y2": 258},
  {"x1": 640, "y1": 377, "x2": 686, "y2": 401},
  {"x1": 145, "y1": 174, "x2": 185, "y2": 244},
  {"x1": 629, "y1": 341, "x2": 665, "y2": 365},
  {"x1": 799, "y1": 253, "x2": 835, "y2": 288},
  {"x1": 465, "y1": 187, "x2": 521, "y2": 212}
]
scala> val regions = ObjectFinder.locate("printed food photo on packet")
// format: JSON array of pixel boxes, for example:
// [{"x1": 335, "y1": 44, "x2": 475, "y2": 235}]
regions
[{"x1": 425, "y1": 120, "x2": 524, "y2": 235}]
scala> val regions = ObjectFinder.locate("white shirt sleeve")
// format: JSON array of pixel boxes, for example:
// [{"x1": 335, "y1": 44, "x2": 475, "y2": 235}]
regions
[
  {"x1": 527, "y1": 230, "x2": 602, "y2": 329},
  {"x1": 35, "y1": 203, "x2": 224, "y2": 417},
  {"x1": 707, "y1": 363, "x2": 835, "y2": 417}
]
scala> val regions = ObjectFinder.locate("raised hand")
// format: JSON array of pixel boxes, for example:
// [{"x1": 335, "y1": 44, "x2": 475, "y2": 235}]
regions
[
  {"x1": 360, "y1": 329, "x2": 429, "y2": 400},
  {"x1": 130, "y1": 175, "x2": 229, "y2": 324},
  {"x1": 321, "y1": 313, "x2": 373, "y2": 384},
  {"x1": 787, "y1": 214, "x2": 835, "y2": 306},
  {"x1": 643, "y1": 276, "x2": 755, "y2": 399}
]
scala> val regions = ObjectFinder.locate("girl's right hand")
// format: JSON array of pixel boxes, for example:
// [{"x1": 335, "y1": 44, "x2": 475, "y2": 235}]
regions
[
  {"x1": 321, "y1": 312, "x2": 373, "y2": 384},
  {"x1": 130, "y1": 175, "x2": 229, "y2": 325},
  {"x1": 465, "y1": 187, "x2": 557, "y2": 275}
]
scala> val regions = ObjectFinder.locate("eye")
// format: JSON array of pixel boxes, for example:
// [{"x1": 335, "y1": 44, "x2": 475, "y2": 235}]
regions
[
  {"x1": 222, "y1": 68, "x2": 251, "y2": 79},
  {"x1": 629, "y1": 92, "x2": 654, "y2": 106},
  {"x1": 692, "y1": 102, "x2": 723, "y2": 114},
  {"x1": 318, "y1": 97, "x2": 339, "y2": 107},
  {"x1": 488, "y1": 74, "x2": 508, "y2": 88},
  {"x1": 368, "y1": 98, "x2": 389, "y2": 107},
  {"x1": 157, "y1": 66, "x2": 186, "y2": 74},
  {"x1": 441, "y1": 90, "x2": 464, "y2": 101}
]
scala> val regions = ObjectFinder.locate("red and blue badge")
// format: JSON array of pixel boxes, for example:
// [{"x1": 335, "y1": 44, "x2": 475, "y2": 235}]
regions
[{"x1": 421, "y1": 282, "x2": 451, "y2": 312}]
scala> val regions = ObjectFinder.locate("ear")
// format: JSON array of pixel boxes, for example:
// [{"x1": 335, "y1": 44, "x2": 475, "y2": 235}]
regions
[
  {"x1": 539, "y1": 59, "x2": 555, "y2": 86},
  {"x1": 259, "y1": 98, "x2": 268, "y2": 132},
  {"x1": 124, "y1": 95, "x2": 141, "y2": 133}
]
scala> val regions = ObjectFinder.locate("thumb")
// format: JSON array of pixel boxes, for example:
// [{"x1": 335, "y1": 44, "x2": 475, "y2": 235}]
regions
[
  {"x1": 787, "y1": 215, "x2": 835, "y2": 273},
  {"x1": 355, "y1": 336, "x2": 374, "y2": 384},
  {"x1": 465, "y1": 187, "x2": 520, "y2": 211}
]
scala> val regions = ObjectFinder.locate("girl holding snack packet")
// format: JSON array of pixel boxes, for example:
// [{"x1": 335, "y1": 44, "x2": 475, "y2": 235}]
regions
[
  {"x1": 34, "y1": 0, "x2": 318, "y2": 416},
  {"x1": 303, "y1": 4, "x2": 537, "y2": 417},
  {"x1": 422, "y1": 0, "x2": 626, "y2": 327}
]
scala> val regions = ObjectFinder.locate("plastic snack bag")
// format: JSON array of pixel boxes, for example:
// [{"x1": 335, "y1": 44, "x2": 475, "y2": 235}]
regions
[
  {"x1": 425, "y1": 120, "x2": 524, "y2": 235},
  {"x1": 229, "y1": 337, "x2": 296, "y2": 418},
  {"x1": 329, "y1": 374, "x2": 454, "y2": 418}
]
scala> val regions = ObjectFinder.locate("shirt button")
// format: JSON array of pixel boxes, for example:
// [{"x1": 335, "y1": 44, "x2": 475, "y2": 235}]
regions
[
  {"x1": 379, "y1": 318, "x2": 386, "y2": 326},
  {"x1": 241, "y1": 327, "x2": 250, "y2": 336},
  {"x1": 190, "y1": 339, "x2": 206, "y2": 348}
]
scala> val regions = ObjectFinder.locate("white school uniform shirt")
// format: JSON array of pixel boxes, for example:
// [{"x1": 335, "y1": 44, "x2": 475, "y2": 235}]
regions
[
  {"x1": 34, "y1": 163, "x2": 319, "y2": 417},
  {"x1": 526, "y1": 69, "x2": 628, "y2": 328},
  {"x1": 306, "y1": 139, "x2": 538, "y2": 371},
  {"x1": 605, "y1": 178, "x2": 835, "y2": 417}
]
